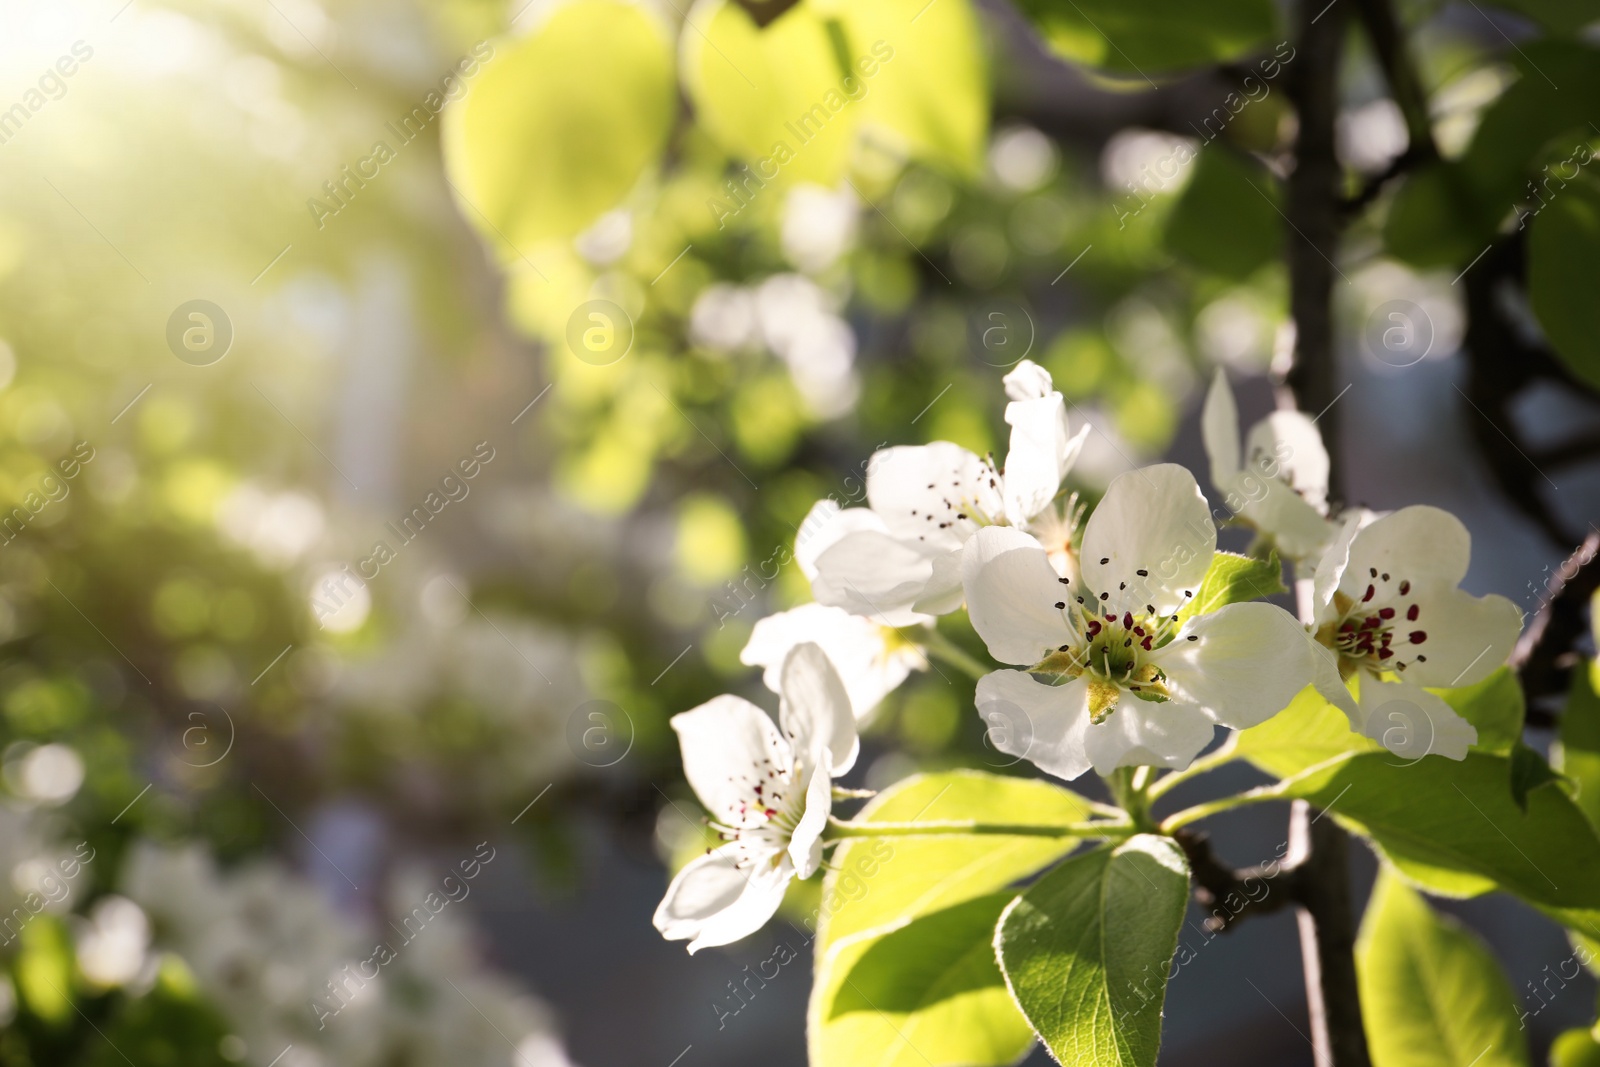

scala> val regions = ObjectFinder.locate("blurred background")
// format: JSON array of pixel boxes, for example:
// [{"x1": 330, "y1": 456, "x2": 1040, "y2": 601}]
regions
[{"x1": 0, "y1": 0, "x2": 1596, "y2": 1064}]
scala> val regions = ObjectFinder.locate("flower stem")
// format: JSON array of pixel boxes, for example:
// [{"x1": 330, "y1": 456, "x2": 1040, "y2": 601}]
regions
[
  {"x1": 1145, "y1": 738, "x2": 1240, "y2": 802},
  {"x1": 917, "y1": 628, "x2": 991, "y2": 682},
  {"x1": 1107, "y1": 767, "x2": 1156, "y2": 832},
  {"x1": 825, "y1": 815, "x2": 1134, "y2": 841},
  {"x1": 1159, "y1": 782, "x2": 1285, "y2": 833}
]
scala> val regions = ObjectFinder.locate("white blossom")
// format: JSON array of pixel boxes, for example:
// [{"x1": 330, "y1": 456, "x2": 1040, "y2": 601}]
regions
[
  {"x1": 807, "y1": 360, "x2": 1088, "y2": 622},
  {"x1": 654, "y1": 643, "x2": 855, "y2": 953},
  {"x1": 1309, "y1": 506, "x2": 1523, "y2": 759},
  {"x1": 962, "y1": 464, "x2": 1316, "y2": 779},
  {"x1": 1201, "y1": 369, "x2": 1337, "y2": 569}
]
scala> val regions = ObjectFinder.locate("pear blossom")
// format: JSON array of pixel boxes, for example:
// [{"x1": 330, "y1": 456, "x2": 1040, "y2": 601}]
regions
[
  {"x1": 962, "y1": 464, "x2": 1317, "y2": 779},
  {"x1": 742, "y1": 603, "x2": 927, "y2": 722},
  {"x1": 1308, "y1": 505, "x2": 1522, "y2": 759},
  {"x1": 808, "y1": 361, "x2": 1089, "y2": 622},
  {"x1": 654, "y1": 643, "x2": 857, "y2": 953},
  {"x1": 1201, "y1": 369, "x2": 1338, "y2": 568}
]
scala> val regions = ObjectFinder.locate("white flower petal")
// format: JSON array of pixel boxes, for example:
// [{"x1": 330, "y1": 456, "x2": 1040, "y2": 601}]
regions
[
  {"x1": 1339, "y1": 506, "x2": 1471, "y2": 603},
  {"x1": 1245, "y1": 410, "x2": 1330, "y2": 511},
  {"x1": 1083, "y1": 699, "x2": 1217, "y2": 776},
  {"x1": 961, "y1": 526, "x2": 1078, "y2": 666},
  {"x1": 866, "y1": 442, "x2": 1000, "y2": 549},
  {"x1": 653, "y1": 844, "x2": 791, "y2": 953},
  {"x1": 1313, "y1": 511, "x2": 1366, "y2": 624},
  {"x1": 974, "y1": 670, "x2": 1092, "y2": 781},
  {"x1": 1238, "y1": 481, "x2": 1338, "y2": 564},
  {"x1": 1395, "y1": 586, "x2": 1521, "y2": 689},
  {"x1": 778, "y1": 642, "x2": 858, "y2": 775},
  {"x1": 912, "y1": 547, "x2": 967, "y2": 616},
  {"x1": 742, "y1": 604, "x2": 922, "y2": 720},
  {"x1": 1201, "y1": 369, "x2": 1241, "y2": 489},
  {"x1": 1002, "y1": 392, "x2": 1073, "y2": 525},
  {"x1": 811, "y1": 529, "x2": 936, "y2": 627},
  {"x1": 795, "y1": 500, "x2": 889, "y2": 581},
  {"x1": 1150, "y1": 602, "x2": 1315, "y2": 729},
  {"x1": 788, "y1": 751, "x2": 833, "y2": 877},
  {"x1": 1003, "y1": 359, "x2": 1054, "y2": 401},
  {"x1": 1309, "y1": 639, "x2": 1360, "y2": 726},
  {"x1": 1358, "y1": 677, "x2": 1476, "y2": 761},
  {"x1": 1081, "y1": 463, "x2": 1216, "y2": 616},
  {"x1": 671, "y1": 696, "x2": 787, "y2": 822}
]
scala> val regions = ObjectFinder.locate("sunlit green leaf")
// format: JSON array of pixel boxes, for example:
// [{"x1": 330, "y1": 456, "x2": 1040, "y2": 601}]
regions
[
  {"x1": 444, "y1": 0, "x2": 675, "y2": 250},
  {"x1": 14, "y1": 916, "x2": 73, "y2": 1026},
  {"x1": 845, "y1": 0, "x2": 989, "y2": 177},
  {"x1": 1448, "y1": 668, "x2": 1525, "y2": 756},
  {"x1": 1012, "y1": 0, "x2": 1280, "y2": 76},
  {"x1": 1357, "y1": 871, "x2": 1529, "y2": 1067},
  {"x1": 809, "y1": 771, "x2": 1094, "y2": 1065},
  {"x1": 1552, "y1": 1028, "x2": 1600, "y2": 1067},
  {"x1": 1175, "y1": 549, "x2": 1286, "y2": 626},
  {"x1": 682, "y1": 0, "x2": 858, "y2": 187},
  {"x1": 1556, "y1": 665, "x2": 1600, "y2": 833},
  {"x1": 995, "y1": 835, "x2": 1189, "y2": 1067},
  {"x1": 814, "y1": 894, "x2": 1035, "y2": 1067},
  {"x1": 1276, "y1": 751, "x2": 1600, "y2": 914}
]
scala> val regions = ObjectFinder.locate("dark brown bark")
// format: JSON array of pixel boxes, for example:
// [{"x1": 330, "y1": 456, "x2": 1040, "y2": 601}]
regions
[{"x1": 1276, "y1": 2, "x2": 1373, "y2": 1065}]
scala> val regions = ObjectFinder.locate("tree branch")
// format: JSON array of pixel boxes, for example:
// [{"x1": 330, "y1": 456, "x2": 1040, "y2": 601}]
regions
[
  {"x1": 1277, "y1": 1, "x2": 1373, "y2": 1064},
  {"x1": 1174, "y1": 828, "x2": 1299, "y2": 932},
  {"x1": 1514, "y1": 528, "x2": 1600, "y2": 713}
]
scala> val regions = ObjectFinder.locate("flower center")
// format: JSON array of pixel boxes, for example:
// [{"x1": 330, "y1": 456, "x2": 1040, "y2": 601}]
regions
[
  {"x1": 907, "y1": 456, "x2": 1005, "y2": 542},
  {"x1": 1321, "y1": 569, "x2": 1429, "y2": 676},
  {"x1": 710, "y1": 759, "x2": 807, "y2": 867},
  {"x1": 1034, "y1": 574, "x2": 1191, "y2": 722}
]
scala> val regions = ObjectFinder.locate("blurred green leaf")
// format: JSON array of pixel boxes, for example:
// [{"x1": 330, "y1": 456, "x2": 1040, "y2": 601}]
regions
[
  {"x1": 1530, "y1": 172, "x2": 1600, "y2": 392},
  {"x1": 1552, "y1": 1028, "x2": 1600, "y2": 1067},
  {"x1": 444, "y1": 0, "x2": 675, "y2": 249},
  {"x1": 847, "y1": 0, "x2": 989, "y2": 177},
  {"x1": 682, "y1": 0, "x2": 857, "y2": 187},
  {"x1": 994, "y1": 835, "x2": 1189, "y2": 1067},
  {"x1": 14, "y1": 916, "x2": 73, "y2": 1027},
  {"x1": 1488, "y1": 0, "x2": 1600, "y2": 34},
  {"x1": 813, "y1": 893, "x2": 1034, "y2": 1067},
  {"x1": 1356, "y1": 871, "x2": 1529, "y2": 1067},
  {"x1": 1165, "y1": 149, "x2": 1282, "y2": 279},
  {"x1": 1011, "y1": 0, "x2": 1279, "y2": 76}
]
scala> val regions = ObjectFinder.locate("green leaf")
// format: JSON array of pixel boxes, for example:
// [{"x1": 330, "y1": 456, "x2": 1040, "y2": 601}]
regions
[
  {"x1": 1277, "y1": 751, "x2": 1600, "y2": 912},
  {"x1": 1175, "y1": 550, "x2": 1287, "y2": 626},
  {"x1": 809, "y1": 771, "x2": 1093, "y2": 1066},
  {"x1": 1441, "y1": 668, "x2": 1525, "y2": 755},
  {"x1": 814, "y1": 770, "x2": 1094, "y2": 955},
  {"x1": 1235, "y1": 686, "x2": 1380, "y2": 779},
  {"x1": 813, "y1": 894, "x2": 1036, "y2": 1067},
  {"x1": 443, "y1": 0, "x2": 675, "y2": 250},
  {"x1": 1551, "y1": 1028, "x2": 1600, "y2": 1067},
  {"x1": 681, "y1": 0, "x2": 859, "y2": 187},
  {"x1": 844, "y1": 0, "x2": 989, "y2": 177},
  {"x1": 1385, "y1": 43, "x2": 1600, "y2": 267},
  {"x1": 1164, "y1": 148, "x2": 1282, "y2": 280},
  {"x1": 1356, "y1": 871, "x2": 1530, "y2": 1067},
  {"x1": 1012, "y1": 0, "x2": 1280, "y2": 76},
  {"x1": 14, "y1": 916, "x2": 73, "y2": 1026},
  {"x1": 1556, "y1": 665, "x2": 1600, "y2": 833},
  {"x1": 1530, "y1": 172, "x2": 1600, "y2": 393},
  {"x1": 1488, "y1": 0, "x2": 1599, "y2": 35},
  {"x1": 995, "y1": 835, "x2": 1189, "y2": 1067}
]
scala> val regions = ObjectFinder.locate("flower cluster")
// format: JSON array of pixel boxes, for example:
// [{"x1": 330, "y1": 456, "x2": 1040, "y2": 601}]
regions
[{"x1": 655, "y1": 362, "x2": 1523, "y2": 950}]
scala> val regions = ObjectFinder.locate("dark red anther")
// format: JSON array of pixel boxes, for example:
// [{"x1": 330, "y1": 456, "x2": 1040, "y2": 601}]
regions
[{"x1": 1409, "y1": 631, "x2": 1427, "y2": 644}]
